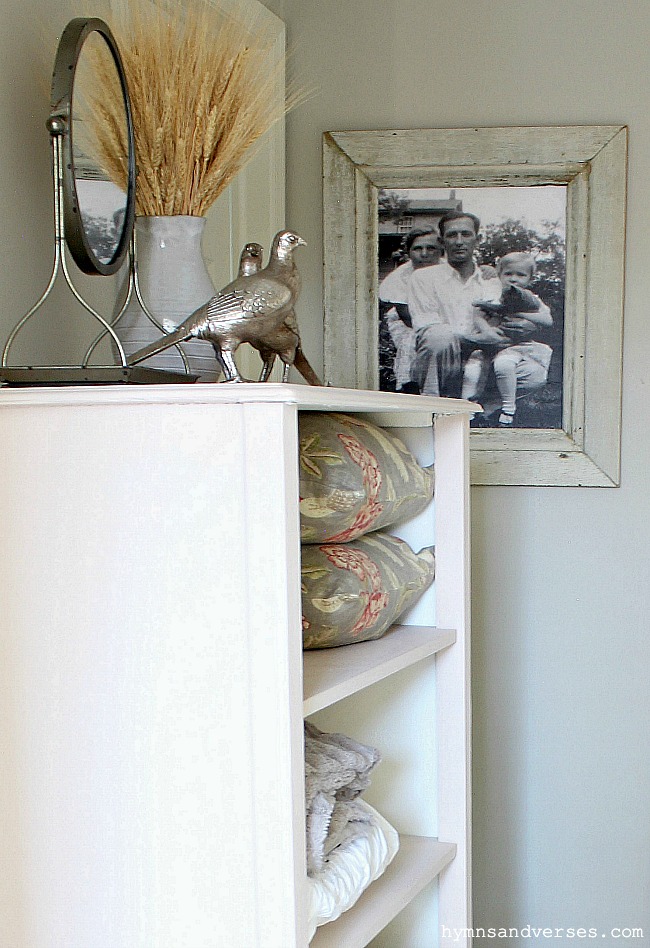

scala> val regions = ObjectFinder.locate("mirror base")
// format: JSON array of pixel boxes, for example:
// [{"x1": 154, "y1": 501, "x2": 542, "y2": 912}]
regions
[{"x1": 0, "y1": 366, "x2": 198, "y2": 386}]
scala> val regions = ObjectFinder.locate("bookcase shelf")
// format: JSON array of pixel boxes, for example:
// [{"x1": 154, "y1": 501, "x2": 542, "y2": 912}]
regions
[
  {"x1": 310, "y1": 836, "x2": 457, "y2": 948},
  {"x1": 303, "y1": 624, "x2": 456, "y2": 715}
]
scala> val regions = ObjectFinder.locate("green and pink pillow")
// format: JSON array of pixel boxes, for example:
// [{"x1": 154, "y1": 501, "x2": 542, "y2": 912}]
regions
[
  {"x1": 298, "y1": 412, "x2": 434, "y2": 544},
  {"x1": 301, "y1": 533, "x2": 435, "y2": 649}
]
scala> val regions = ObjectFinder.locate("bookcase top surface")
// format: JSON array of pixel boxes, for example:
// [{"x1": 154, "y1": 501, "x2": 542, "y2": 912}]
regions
[{"x1": 0, "y1": 382, "x2": 476, "y2": 416}]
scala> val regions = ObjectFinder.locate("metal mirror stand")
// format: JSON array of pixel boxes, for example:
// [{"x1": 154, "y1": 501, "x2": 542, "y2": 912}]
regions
[{"x1": 1, "y1": 109, "x2": 130, "y2": 371}]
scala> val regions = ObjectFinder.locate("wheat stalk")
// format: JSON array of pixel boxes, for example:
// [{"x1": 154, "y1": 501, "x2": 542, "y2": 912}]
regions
[{"x1": 83, "y1": 0, "x2": 304, "y2": 217}]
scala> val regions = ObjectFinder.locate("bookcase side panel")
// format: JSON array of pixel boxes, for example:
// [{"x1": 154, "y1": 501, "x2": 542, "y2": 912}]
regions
[
  {"x1": 239, "y1": 402, "x2": 309, "y2": 946},
  {"x1": 0, "y1": 398, "x2": 306, "y2": 948},
  {"x1": 433, "y1": 412, "x2": 472, "y2": 943}
]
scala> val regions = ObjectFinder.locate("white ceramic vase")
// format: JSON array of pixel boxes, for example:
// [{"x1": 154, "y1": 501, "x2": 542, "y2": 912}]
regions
[{"x1": 116, "y1": 215, "x2": 221, "y2": 381}]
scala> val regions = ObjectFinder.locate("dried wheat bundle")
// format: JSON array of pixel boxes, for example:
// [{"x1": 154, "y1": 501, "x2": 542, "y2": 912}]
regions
[{"x1": 85, "y1": 0, "x2": 300, "y2": 216}]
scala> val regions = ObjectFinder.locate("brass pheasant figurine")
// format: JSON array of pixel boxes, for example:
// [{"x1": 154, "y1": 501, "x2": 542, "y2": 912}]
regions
[
  {"x1": 129, "y1": 231, "x2": 322, "y2": 385},
  {"x1": 237, "y1": 241, "x2": 264, "y2": 278}
]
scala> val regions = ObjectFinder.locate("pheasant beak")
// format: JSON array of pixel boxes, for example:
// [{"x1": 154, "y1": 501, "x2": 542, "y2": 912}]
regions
[{"x1": 296, "y1": 236, "x2": 307, "y2": 247}]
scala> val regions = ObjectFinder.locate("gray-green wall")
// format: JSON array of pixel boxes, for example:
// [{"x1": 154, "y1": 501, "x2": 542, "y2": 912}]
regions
[{"x1": 266, "y1": 0, "x2": 650, "y2": 940}]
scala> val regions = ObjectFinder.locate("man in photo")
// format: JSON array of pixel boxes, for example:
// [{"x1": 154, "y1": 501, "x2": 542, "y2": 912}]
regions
[{"x1": 407, "y1": 210, "x2": 503, "y2": 397}]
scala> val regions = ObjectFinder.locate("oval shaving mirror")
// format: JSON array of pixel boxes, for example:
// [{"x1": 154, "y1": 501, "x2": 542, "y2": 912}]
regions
[
  {"x1": 51, "y1": 17, "x2": 135, "y2": 275},
  {"x1": 0, "y1": 16, "x2": 196, "y2": 385}
]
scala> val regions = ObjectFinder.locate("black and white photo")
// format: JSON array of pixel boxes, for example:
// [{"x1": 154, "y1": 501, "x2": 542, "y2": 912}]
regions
[{"x1": 377, "y1": 186, "x2": 566, "y2": 429}]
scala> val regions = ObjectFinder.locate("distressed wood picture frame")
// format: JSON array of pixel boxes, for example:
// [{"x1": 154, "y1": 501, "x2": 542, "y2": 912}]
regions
[{"x1": 323, "y1": 126, "x2": 627, "y2": 486}]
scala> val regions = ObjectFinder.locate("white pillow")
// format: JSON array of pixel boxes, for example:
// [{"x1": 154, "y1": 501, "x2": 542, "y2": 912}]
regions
[{"x1": 306, "y1": 799, "x2": 399, "y2": 940}]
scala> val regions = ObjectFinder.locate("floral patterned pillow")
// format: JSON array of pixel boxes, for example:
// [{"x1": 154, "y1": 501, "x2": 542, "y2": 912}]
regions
[
  {"x1": 301, "y1": 532, "x2": 435, "y2": 649},
  {"x1": 298, "y1": 413, "x2": 434, "y2": 544}
]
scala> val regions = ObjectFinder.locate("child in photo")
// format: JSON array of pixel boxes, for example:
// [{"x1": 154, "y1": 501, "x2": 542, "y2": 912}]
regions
[{"x1": 461, "y1": 251, "x2": 553, "y2": 426}]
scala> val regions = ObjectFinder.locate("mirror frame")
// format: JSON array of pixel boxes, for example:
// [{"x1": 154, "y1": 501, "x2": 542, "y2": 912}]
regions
[{"x1": 50, "y1": 16, "x2": 136, "y2": 276}]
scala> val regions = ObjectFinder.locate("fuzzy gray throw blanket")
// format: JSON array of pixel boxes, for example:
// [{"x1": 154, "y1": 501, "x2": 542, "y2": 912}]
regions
[{"x1": 304, "y1": 721, "x2": 381, "y2": 875}]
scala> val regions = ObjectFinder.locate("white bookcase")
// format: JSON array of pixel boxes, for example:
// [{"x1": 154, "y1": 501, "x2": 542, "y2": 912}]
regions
[{"x1": 0, "y1": 383, "x2": 472, "y2": 948}]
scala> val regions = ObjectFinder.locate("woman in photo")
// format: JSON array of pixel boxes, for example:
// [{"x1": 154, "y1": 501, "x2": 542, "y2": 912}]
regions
[{"x1": 378, "y1": 227, "x2": 444, "y2": 392}]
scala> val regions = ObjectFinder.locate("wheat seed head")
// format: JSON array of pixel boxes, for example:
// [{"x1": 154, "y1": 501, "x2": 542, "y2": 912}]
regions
[{"x1": 83, "y1": 0, "x2": 304, "y2": 217}]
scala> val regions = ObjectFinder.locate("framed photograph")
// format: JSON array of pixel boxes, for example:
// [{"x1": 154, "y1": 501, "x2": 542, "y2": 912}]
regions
[{"x1": 323, "y1": 126, "x2": 627, "y2": 486}]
